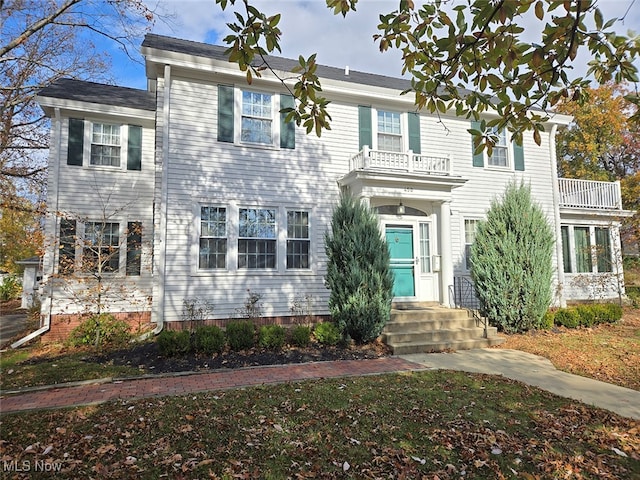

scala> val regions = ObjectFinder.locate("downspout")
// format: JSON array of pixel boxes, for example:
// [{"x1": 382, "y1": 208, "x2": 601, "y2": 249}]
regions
[
  {"x1": 151, "y1": 64, "x2": 172, "y2": 335},
  {"x1": 11, "y1": 108, "x2": 62, "y2": 348},
  {"x1": 549, "y1": 123, "x2": 567, "y2": 308}
]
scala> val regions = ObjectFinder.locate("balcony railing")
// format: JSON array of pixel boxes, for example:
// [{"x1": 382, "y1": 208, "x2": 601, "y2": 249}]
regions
[
  {"x1": 558, "y1": 178, "x2": 622, "y2": 210},
  {"x1": 350, "y1": 147, "x2": 452, "y2": 175}
]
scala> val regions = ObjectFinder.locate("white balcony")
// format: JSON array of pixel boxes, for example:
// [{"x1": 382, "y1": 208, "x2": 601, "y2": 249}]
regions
[
  {"x1": 558, "y1": 178, "x2": 623, "y2": 210},
  {"x1": 350, "y1": 147, "x2": 452, "y2": 176}
]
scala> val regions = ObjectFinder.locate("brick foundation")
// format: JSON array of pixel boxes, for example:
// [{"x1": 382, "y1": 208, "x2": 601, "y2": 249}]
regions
[
  {"x1": 162, "y1": 315, "x2": 331, "y2": 332},
  {"x1": 44, "y1": 311, "x2": 152, "y2": 343}
]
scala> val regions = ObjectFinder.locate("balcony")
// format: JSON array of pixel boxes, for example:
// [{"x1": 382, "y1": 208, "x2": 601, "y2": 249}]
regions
[
  {"x1": 350, "y1": 147, "x2": 452, "y2": 176},
  {"x1": 558, "y1": 178, "x2": 623, "y2": 210}
]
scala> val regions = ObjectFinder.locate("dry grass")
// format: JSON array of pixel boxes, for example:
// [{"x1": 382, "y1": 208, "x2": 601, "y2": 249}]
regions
[{"x1": 496, "y1": 307, "x2": 640, "y2": 391}]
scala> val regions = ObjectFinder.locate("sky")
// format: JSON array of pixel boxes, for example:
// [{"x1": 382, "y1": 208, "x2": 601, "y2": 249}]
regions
[{"x1": 107, "y1": 0, "x2": 640, "y2": 91}]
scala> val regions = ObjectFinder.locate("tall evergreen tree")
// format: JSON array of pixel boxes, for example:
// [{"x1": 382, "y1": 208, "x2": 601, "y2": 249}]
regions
[
  {"x1": 470, "y1": 182, "x2": 554, "y2": 333},
  {"x1": 325, "y1": 194, "x2": 393, "y2": 343}
]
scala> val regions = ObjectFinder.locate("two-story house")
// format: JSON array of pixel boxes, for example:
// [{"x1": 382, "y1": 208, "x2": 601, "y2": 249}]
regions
[{"x1": 25, "y1": 33, "x2": 632, "y2": 346}]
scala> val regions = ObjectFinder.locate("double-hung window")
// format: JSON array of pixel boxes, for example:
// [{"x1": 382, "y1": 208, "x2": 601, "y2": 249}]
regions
[
  {"x1": 287, "y1": 211, "x2": 310, "y2": 269},
  {"x1": 464, "y1": 219, "x2": 480, "y2": 270},
  {"x1": 377, "y1": 110, "x2": 402, "y2": 152},
  {"x1": 90, "y1": 123, "x2": 121, "y2": 166},
  {"x1": 488, "y1": 127, "x2": 508, "y2": 167},
  {"x1": 241, "y1": 91, "x2": 273, "y2": 145},
  {"x1": 199, "y1": 207, "x2": 227, "y2": 269},
  {"x1": 84, "y1": 222, "x2": 120, "y2": 273},
  {"x1": 238, "y1": 208, "x2": 277, "y2": 269}
]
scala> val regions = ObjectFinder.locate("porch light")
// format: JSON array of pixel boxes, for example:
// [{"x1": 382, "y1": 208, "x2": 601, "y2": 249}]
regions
[{"x1": 397, "y1": 202, "x2": 405, "y2": 215}]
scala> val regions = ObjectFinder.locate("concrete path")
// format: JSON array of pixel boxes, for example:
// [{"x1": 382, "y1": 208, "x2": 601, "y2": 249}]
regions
[{"x1": 401, "y1": 349, "x2": 640, "y2": 420}]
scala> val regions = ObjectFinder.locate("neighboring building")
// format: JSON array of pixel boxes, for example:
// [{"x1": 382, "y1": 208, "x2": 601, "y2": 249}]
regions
[{"x1": 31, "y1": 34, "x2": 633, "y2": 342}]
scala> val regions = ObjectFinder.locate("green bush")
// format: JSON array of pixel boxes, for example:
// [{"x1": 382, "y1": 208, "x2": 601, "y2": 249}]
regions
[
  {"x1": 591, "y1": 303, "x2": 622, "y2": 324},
  {"x1": 0, "y1": 275, "x2": 21, "y2": 301},
  {"x1": 225, "y1": 321, "x2": 255, "y2": 351},
  {"x1": 325, "y1": 194, "x2": 393, "y2": 343},
  {"x1": 157, "y1": 330, "x2": 191, "y2": 357},
  {"x1": 538, "y1": 310, "x2": 555, "y2": 330},
  {"x1": 258, "y1": 325, "x2": 286, "y2": 350},
  {"x1": 627, "y1": 286, "x2": 640, "y2": 307},
  {"x1": 290, "y1": 325, "x2": 311, "y2": 347},
  {"x1": 68, "y1": 313, "x2": 132, "y2": 348},
  {"x1": 314, "y1": 322, "x2": 342, "y2": 346},
  {"x1": 470, "y1": 182, "x2": 554, "y2": 333},
  {"x1": 576, "y1": 305, "x2": 597, "y2": 327},
  {"x1": 554, "y1": 308, "x2": 580, "y2": 329},
  {"x1": 193, "y1": 325, "x2": 225, "y2": 354}
]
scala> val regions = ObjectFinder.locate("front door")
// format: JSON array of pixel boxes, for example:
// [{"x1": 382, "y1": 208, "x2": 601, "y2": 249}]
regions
[{"x1": 385, "y1": 226, "x2": 415, "y2": 297}]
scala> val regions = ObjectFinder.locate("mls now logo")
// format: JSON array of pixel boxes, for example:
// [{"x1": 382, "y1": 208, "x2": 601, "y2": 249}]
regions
[{"x1": 3, "y1": 459, "x2": 62, "y2": 472}]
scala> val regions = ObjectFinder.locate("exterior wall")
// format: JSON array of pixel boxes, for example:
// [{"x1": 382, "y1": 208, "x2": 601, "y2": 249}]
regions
[{"x1": 41, "y1": 114, "x2": 155, "y2": 320}]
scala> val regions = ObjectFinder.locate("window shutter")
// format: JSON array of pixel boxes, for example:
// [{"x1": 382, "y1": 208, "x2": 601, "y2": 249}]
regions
[
  {"x1": 127, "y1": 125, "x2": 142, "y2": 171},
  {"x1": 126, "y1": 221, "x2": 142, "y2": 276},
  {"x1": 408, "y1": 112, "x2": 421, "y2": 154},
  {"x1": 513, "y1": 140, "x2": 525, "y2": 171},
  {"x1": 470, "y1": 120, "x2": 484, "y2": 167},
  {"x1": 358, "y1": 105, "x2": 372, "y2": 150},
  {"x1": 67, "y1": 118, "x2": 84, "y2": 166},
  {"x1": 59, "y1": 219, "x2": 76, "y2": 274},
  {"x1": 218, "y1": 85, "x2": 234, "y2": 143},
  {"x1": 280, "y1": 94, "x2": 295, "y2": 149}
]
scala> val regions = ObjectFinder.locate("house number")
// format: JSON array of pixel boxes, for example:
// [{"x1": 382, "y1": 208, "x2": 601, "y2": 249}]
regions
[{"x1": 404, "y1": 187, "x2": 414, "y2": 192}]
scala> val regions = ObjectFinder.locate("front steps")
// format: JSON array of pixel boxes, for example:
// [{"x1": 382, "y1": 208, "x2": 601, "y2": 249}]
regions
[{"x1": 382, "y1": 303, "x2": 505, "y2": 354}]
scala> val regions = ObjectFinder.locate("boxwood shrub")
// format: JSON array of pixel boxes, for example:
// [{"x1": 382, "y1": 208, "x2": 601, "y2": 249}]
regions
[
  {"x1": 290, "y1": 325, "x2": 312, "y2": 347},
  {"x1": 193, "y1": 325, "x2": 225, "y2": 354},
  {"x1": 258, "y1": 324, "x2": 286, "y2": 350},
  {"x1": 226, "y1": 321, "x2": 256, "y2": 351},
  {"x1": 157, "y1": 330, "x2": 191, "y2": 357},
  {"x1": 314, "y1": 322, "x2": 342, "y2": 346}
]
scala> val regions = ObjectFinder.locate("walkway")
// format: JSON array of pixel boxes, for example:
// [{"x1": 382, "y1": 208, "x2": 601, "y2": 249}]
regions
[{"x1": 1, "y1": 350, "x2": 639, "y2": 420}]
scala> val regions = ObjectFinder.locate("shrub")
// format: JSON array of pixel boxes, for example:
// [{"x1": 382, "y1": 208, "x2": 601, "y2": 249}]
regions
[
  {"x1": 157, "y1": 330, "x2": 191, "y2": 357},
  {"x1": 258, "y1": 325, "x2": 286, "y2": 350},
  {"x1": 290, "y1": 325, "x2": 311, "y2": 347},
  {"x1": 627, "y1": 286, "x2": 640, "y2": 307},
  {"x1": 314, "y1": 322, "x2": 342, "y2": 346},
  {"x1": 591, "y1": 303, "x2": 622, "y2": 324},
  {"x1": 576, "y1": 305, "x2": 597, "y2": 327},
  {"x1": 226, "y1": 321, "x2": 255, "y2": 350},
  {"x1": 68, "y1": 313, "x2": 132, "y2": 348},
  {"x1": 0, "y1": 275, "x2": 21, "y2": 301},
  {"x1": 470, "y1": 182, "x2": 554, "y2": 333},
  {"x1": 325, "y1": 194, "x2": 393, "y2": 343},
  {"x1": 554, "y1": 308, "x2": 580, "y2": 329},
  {"x1": 538, "y1": 310, "x2": 555, "y2": 330},
  {"x1": 193, "y1": 325, "x2": 225, "y2": 354}
]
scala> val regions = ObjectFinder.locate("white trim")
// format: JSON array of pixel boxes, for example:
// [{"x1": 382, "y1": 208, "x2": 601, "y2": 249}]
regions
[{"x1": 234, "y1": 88, "x2": 281, "y2": 149}]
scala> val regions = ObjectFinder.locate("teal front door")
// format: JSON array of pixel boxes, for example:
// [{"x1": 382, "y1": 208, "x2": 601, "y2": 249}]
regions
[{"x1": 386, "y1": 226, "x2": 415, "y2": 297}]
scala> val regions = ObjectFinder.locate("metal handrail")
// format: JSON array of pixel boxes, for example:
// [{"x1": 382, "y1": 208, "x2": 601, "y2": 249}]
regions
[{"x1": 452, "y1": 276, "x2": 487, "y2": 338}]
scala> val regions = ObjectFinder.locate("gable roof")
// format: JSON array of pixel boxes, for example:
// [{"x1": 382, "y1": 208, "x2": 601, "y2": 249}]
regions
[
  {"x1": 38, "y1": 78, "x2": 155, "y2": 111},
  {"x1": 142, "y1": 33, "x2": 422, "y2": 92}
]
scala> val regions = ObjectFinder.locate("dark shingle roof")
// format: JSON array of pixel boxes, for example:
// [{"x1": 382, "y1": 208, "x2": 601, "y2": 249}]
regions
[
  {"x1": 142, "y1": 33, "x2": 415, "y2": 92},
  {"x1": 38, "y1": 78, "x2": 155, "y2": 111}
]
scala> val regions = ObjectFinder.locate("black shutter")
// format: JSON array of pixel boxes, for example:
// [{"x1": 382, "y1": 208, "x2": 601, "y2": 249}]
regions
[
  {"x1": 127, "y1": 125, "x2": 142, "y2": 171},
  {"x1": 67, "y1": 118, "x2": 84, "y2": 166},
  {"x1": 218, "y1": 85, "x2": 234, "y2": 143}
]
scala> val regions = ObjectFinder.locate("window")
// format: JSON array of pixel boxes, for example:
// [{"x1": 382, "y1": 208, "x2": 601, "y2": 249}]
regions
[
  {"x1": 241, "y1": 91, "x2": 273, "y2": 145},
  {"x1": 377, "y1": 110, "x2": 402, "y2": 152},
  {"x1": 464, "y1": 219, "x2": 480, "y2": 270},
  {"x1": 595, "y1": 227, "x2": 612, "y2": 273},
  {"x1": 561, "y1": 226, "x2": 572, "y2": 273},
  {"x1": 419, "y1": 222, "x2": 431, "y2": 274},
  {"x1": 90, "y1": 123, "x2": 121, "y2": 166},
  {"x1": 574, "y1": 226, "x2": 592, "y2": 273},
  {"x1": 287, "y1": 211, "x2": 310, "y2": 269},
  {"x1": 488, "y1": 127, "x2": 508, "y2": 167},
  {"x1": 199, "y1": 207, "x2": 227, "y2": 269},
  {"x1": 238, "y1": 208, "x2": 277, "y2": 269},
  {"x1": 83, "y1": 222, "x2": 120, "y2": 273}
]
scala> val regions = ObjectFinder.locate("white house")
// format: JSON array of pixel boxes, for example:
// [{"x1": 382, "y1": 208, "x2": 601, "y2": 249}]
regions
[{"x1": 25, "y1": 34, "x2": 633, "y2": 345}]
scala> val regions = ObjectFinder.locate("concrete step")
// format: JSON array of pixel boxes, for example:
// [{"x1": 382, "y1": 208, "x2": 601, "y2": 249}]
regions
[
  {"x1": 384, "y1": 317, "x2": 479, "y2": 332},
  {"x1": 389, "y1": 336, "x2": 505, "y2": 355},
  {"x1": 389, "y1": 308, "x2": 472, "y2": 322},
  {"x1": 384, "y1": 326, "x2": 498, "y2": 344}
]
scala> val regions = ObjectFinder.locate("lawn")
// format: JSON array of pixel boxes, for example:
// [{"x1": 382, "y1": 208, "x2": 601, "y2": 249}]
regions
[
  {"x1": 1, "y1": 370, "x2": 638, "y2": 479},
  {"x1": 496, "y1": 307, "x2": 640, "y2": 391}
]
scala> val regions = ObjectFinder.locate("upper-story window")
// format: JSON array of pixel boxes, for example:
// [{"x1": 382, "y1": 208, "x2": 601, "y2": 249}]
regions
[
  {"x1": 488, "y1": 128, "x2": 508, "y2": 167},
  {"x1": 90, "y1": 123, "x2": 121, "y2": 167},
  {"x1": 241, "y1": 91, "x2": 273, "y2": 145},
  {"x1": 377, "y1": 110, "x2": 402, "y2": 152}
]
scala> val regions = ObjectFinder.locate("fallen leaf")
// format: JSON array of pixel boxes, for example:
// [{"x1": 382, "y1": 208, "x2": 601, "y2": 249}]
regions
[
  {"x1": 611, "y1": 447, "x2": 628, "y2": 457},
  {"x1": 343, "y1": 461, "x2": 350, "y2": 471}
]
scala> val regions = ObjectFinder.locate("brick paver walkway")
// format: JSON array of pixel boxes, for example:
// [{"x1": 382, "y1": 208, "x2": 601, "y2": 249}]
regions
[{"x1": 0, "y1": 357, "x2": 421, "y2": 414}]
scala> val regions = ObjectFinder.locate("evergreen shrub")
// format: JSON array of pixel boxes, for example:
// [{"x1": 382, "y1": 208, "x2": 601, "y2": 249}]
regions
[
  {"x1": 290, "y1": 325, "x2": 311, "y2": 347},
  {"x1": 538, "y1": 310, "x2": 555, "y2": 330},
  {"x1": 225, "y1": 321, "x2": 255, "y2": 350},
  {"x1": 576, "y1": 305, "x2": 596, "y2": 327},
  {"x1": 470, "y1": 182, "x2": 554, "y2": 333},
  {"x1": 157, "y1": 330, "x2": 191, "y2": 356},
  {"x1": 258, "y1": 325, "x2": 286, "y2": 350},
  {"x1": 193, "y1": 325, "x2": 225, "y2": 354},
  {"x1": 314, "y1": 322, "x2": 341, "y2": 346},
  {"x1": 554, "y1": 308, "x2": 580, "y2": 328},
  {"x1": 68, "y1": 313, "x2": 132, "y2": 348},
  {"x1": 325, "y1": 194, "x2": 394, "y2": 343}
]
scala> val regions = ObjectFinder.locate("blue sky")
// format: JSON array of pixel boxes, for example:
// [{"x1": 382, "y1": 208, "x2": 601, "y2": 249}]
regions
[{"x1": 105, "y1": 0, "x2": 640, "y2": 91}]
